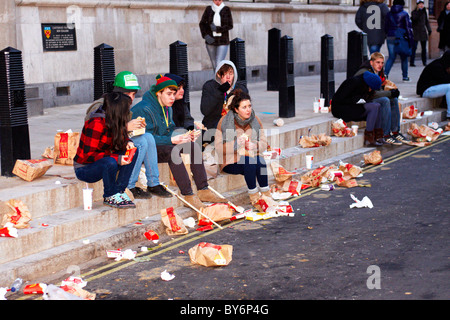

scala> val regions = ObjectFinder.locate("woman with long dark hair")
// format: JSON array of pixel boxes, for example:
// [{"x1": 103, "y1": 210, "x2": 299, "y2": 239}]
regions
[
  {"x1": 74, "y1": 92, "x2": 138, "y2": 209},
  {"x1": 214, "y1": 89, "x2": 270, "y2": 208}
]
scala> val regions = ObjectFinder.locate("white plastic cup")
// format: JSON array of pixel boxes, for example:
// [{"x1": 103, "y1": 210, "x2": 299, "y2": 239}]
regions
[
  {"x1": 319, "y1": 98, "x2": 325, "y2": 111},
  {"x1": 351, "y1": 125, "x2": 359, "y2": 136},
  {"x1": 305, "y1": 155, "x2": 313, "y2": 169},
  {"x1": 313, "y1": 101, "x2": 320, "y2": 113},
  {"x1": 83, "y1": 188, "x2": 93, "y2": 210}
]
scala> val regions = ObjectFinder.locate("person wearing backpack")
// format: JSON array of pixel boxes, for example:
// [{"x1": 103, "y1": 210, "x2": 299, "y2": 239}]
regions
[{"x1": 384, "y1": 0, "x2": 414, "y2": 81}]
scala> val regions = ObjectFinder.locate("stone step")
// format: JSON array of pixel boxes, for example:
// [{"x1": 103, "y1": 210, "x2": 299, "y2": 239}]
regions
[{"x1": 0, "y1": 105, "x2": 445, "y2": 285}]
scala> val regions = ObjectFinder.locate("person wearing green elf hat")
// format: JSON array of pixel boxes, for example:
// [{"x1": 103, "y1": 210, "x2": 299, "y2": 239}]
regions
[{"x1": 131, "y1": 74, "x2": 227, "y2": 210}]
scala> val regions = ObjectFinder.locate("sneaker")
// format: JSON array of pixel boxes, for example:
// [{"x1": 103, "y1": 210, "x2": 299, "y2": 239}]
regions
[
  {"x1": 118, "y1": 192, "x2": 136, "y2": 208},
  {"x1": 392, "y1": 133, "x2": 410, "y2": 144},
  {"x1": 129, "y1": 187, "x2": 152, "y2": 199},
  {"x1": 402, "y1": 77, "x2": 411, "y2": 82},
  {"x1": 147, "y1": 185, "x2": 172, "y2": 198},
  {"x1": 385, "y1": 135, "x2": 402, "y2": 145},
  {"x1": 104, "y1": 193, "x2": 132, "y2": 209}
]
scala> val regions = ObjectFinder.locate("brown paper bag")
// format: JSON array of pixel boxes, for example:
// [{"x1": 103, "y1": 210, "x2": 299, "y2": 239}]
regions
[
  {"x1": 199, "y1": 203, "x2": 233, "y2": 222},
  {"x1": 335, "y1": 177, "x2": 359, "y2": 188},
  {"x1": 188, "y1": 242, "x2": 233, "y2": 267},
  {"x1": 12, "y1": 159, "x2": 53, "y2": 182},
  {"x1": 332, "y1": 119, "x2": 355, "y2": 137},
  {"x1": 253, "y1": 194, "x2": 279, "y2": 212},
  {"x1": 54, "y1": 132, "x2": 80, "y2": 165},
  {"x1": 299, "y1": 133, "x2": 332, "y2": 148},
  {"x1": 160, "y1": 207, "x2": 188, "y2": 235},
  {"x1": 402, "y1": 105, "x2": 418, "y2": 119},
  {"x1": 339, "y1": 163, "x2": 362, "y2": 179},
  {"x1": 363, "y1": 150, "x2": 383, "y2": 165},
  {"x1": 270, "y1": 162, "x2": 296, "y2": 182},
  {"x1": 383, "y1": 79, "x2": 397, "y2": 90},
  {"x1": 2, "y1": 199, "x2": 32, "y2": 228}
]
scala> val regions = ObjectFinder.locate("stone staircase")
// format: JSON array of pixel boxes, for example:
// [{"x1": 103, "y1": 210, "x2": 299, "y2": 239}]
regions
[{"x1": 0, "y1": 96, "x2": 446, "y2": 285}]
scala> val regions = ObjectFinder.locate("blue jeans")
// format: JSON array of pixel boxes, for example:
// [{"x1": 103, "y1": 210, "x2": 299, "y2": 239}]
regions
[
  {"x1": 371, "y1": 96, "x2": 400, "y2": 136},
  {"x1": 223, "y1": 156, "x2": 268, "y2": 191},
  {"x1": 385, "y1": 38, "x2": 409, "y2": 79},
  {"x1": 422, "y1": 84, "x2": 450, "y2": 117},
  {"x1": 127, "y1": 133, "x2": 160, "y2": 189},
  {"x1": 75, "y1": 151, "x2": 138, "y2": 198},
  {"x1": 369, "y1": 44, "x2": 382, "y2": 55}
]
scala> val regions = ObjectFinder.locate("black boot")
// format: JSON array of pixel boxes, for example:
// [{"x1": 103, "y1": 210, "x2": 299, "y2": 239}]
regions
[{"x1": 364, "y1": 130, "x2": 382, "y2": 146}]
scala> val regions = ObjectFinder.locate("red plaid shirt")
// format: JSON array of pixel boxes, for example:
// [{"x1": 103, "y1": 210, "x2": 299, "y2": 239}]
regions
[{"x1": 74, "y1": 117, "x2": 120, "y2": 164}]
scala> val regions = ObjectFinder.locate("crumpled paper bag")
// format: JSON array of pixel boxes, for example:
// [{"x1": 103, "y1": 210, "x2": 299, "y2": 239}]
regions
[
  {"x1": 270, "y1": 162, "x2": 296, "y2": 182},
  {"x1": 363, "y1": 150, "x2": 383, "y2": 165},
  {"x1": 2, "y1": 199, "x2": 32, "y2": 229},
  {"x1": 199, "y1": 203, "x2": 234, "y2": 222},
  {"x1": 402, "y1": 105, "x2": 418, "y2": 119},
  {"x1": 332, "y1": 119, "x2": 355, "y2": 137},
  {"x1": 161, "y1": 207, "x2": 188, "y2": 235},
  {"x1": 299, "y1": 133, "x2": 332, "y2": 148},
  {"x1": 188, "y1": 242, "x2": 233, "y2": 267}
]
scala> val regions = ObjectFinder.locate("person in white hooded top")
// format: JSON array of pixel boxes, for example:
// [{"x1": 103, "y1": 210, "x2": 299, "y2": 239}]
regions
[
  {"x1": 200, "y1": 60, "x2": 249, "y2": 145},
  {"x1": 199, "y1": 0, "x2": 234, "y2": 70}
]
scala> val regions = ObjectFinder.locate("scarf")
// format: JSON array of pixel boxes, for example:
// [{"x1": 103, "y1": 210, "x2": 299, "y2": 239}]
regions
[
  {"x1": 211, "y1": 2, "x2": 225, "y2": 37},
  {"x1": 221, "y1": 109, "x2": 261, "y2": 143}
]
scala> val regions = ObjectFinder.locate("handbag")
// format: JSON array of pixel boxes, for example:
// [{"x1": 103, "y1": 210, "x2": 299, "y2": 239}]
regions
[{"x1": 394, "y1": 28, "x2": 412, "y2": 57}]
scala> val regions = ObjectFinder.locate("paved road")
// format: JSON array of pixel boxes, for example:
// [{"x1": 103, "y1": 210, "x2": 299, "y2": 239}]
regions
[{"x1": 13, "y1": 136, "x2": 449, "y2": 309}]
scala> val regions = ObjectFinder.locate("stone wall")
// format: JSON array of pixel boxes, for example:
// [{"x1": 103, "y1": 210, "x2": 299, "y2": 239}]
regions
[{"x1": 6, "y1": 0, "x2": 361, "y2": 108}]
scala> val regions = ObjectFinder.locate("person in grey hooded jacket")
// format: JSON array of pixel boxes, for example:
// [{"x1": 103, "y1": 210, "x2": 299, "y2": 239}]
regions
[
  {"x1": 355, "y1": 0, "x2": 390, "y2": 54},
  {"x1": 200, "y1": 60, "x2": 248, "y2": 144}
]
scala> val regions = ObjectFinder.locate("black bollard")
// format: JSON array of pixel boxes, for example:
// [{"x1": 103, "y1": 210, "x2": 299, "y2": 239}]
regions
[
  {"x1": 267, "y1": 28, "x2": 281, "y2": 91},
  {"x1": 320, "y1": 34, "x2": 335, "y2": 107},
  {"x1": 93, "y1": 43, "x2": 115, "y2": 101},
  {"x1": 170, "y1": 40, "x2": 190, "y2": 111},
  {"x1": 279, "y1": 35, "x2": 295, "y2": 118},
  {"x1": 346, "y1": 30, "x2": 368, "y2": 78},
  {"x1": 0, "y1": 47, "x2": 31, "y2": 177},
  {"x1": 230, "y1": 37, "x2": 247, "y2": 88}
]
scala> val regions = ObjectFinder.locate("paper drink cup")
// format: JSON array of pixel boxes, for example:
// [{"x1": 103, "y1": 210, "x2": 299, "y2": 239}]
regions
[
  {"x1": 305, "y1": 155, "x2": 313, "y2": 169},
  {"x1": 83, "y1": 188, "x2": 93, "y2": 210}
]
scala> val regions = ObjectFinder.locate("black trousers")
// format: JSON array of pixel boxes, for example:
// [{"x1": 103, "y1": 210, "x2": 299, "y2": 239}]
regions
[
  {"x1": 157, "y1": 142, "x2": 208, "y2": 195},
  {"x1": 411, "y1": 40, "x2": 427, "y2": 65}
]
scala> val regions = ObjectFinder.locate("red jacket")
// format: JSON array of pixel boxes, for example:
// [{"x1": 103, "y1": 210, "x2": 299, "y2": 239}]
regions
[{"x1": 74, "y1": 108, "x2": 127, "y2": 166}]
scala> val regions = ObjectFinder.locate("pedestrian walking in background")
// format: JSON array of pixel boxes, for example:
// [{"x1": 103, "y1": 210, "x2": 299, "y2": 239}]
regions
[
  {"x1": 199, "y1": 0, "x2": 234, "y2": 70},
  {"x1": 384, "y1": 0, "x2": 414, "y2": 81},
  {"x1": 437, "y1": 1, "x2": 450, "y2": 54},
  {"x1": 411, "y1": 0, "x2": 432, "y2": 67},
  {"x1": 331, "y1": 71, "x2": 383, "y2": 147},
  {"x1": 355, "y1": 0, "x2": 390, "y2": 54}
]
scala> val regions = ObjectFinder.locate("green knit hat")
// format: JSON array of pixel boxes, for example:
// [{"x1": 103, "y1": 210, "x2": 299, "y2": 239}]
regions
[{"x1": 153, "y1": 74, "x2": 178, "y2": 94}]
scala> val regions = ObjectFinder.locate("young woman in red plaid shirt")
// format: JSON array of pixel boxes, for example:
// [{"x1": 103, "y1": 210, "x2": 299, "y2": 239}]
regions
[{"x1": 74, "y1": 92, "x2": 138, "y2": 209}]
